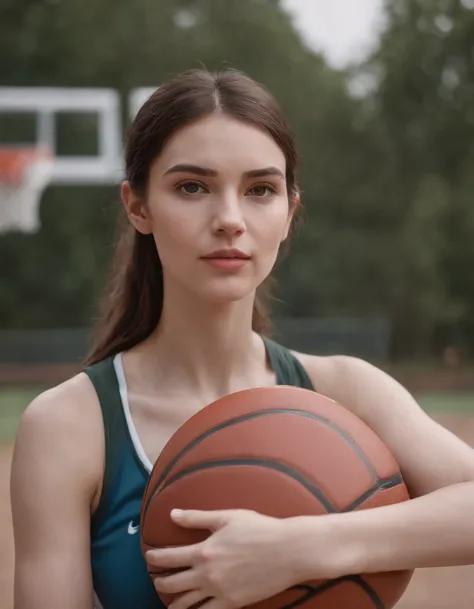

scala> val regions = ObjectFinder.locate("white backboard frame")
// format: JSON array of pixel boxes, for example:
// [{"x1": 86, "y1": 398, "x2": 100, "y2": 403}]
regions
[
  {"x1": 0, "y1": 87, "x2": 123, "y2": 185},
  {"x1": 128, "y1": 87, "x2": 158, "y2": 120}
]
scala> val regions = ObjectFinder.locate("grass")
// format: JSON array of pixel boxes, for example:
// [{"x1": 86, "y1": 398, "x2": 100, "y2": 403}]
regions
[
  {"x1": 417, "y1": 393, "x2": 474, "y2": 412},
  {"x1": 0, "y1": 384, "x2": 473, "y2": 445},
  {"x1": 0, "y1": 387, "x2": 44, "y2": 444}
]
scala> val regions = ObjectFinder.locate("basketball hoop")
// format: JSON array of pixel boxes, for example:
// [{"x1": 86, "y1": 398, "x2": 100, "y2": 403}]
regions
[{"x1": 0, "y1": 147, "x2": 53, "y2": 234}]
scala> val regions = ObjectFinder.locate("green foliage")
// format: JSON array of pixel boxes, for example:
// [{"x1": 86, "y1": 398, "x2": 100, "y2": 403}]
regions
[
  {"x1": 1, "y1": 0, "x2": 474, "y2": 358},
  {"x1": 360, "y1": 0, "x2": 474, "y2": 354}
]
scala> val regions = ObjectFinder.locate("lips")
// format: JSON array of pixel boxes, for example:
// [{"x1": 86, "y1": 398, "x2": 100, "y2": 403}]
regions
[
  {"x1": 200, "y1": 249, "x2": 251, "y2": 271},
  {"x1": 201, "y1": 249, "x2": 250, "y2": 260}
]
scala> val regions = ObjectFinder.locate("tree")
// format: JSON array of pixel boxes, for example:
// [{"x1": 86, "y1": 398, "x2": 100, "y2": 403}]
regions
[
  {"x1": 349, "y1": 0, "x2": 474, "y2": 356},
  {"x1": 0, "y1": 0, "x2": 354, "y2": 330}
]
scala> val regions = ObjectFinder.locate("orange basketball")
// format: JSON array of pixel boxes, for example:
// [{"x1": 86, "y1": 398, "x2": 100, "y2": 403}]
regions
[{"x1": 140, "y1": 386, "x2": 413, "y2": 609}]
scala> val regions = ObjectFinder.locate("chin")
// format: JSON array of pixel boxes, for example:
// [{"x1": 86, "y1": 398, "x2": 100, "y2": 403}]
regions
[{"x1": 196, "y1": 277, "x2": 259, "y2": 305}]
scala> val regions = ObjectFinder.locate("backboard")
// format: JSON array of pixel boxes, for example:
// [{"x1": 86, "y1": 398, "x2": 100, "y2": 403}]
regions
[
  {"x1": 0, "y1": 87, "x2": 123, "y2": 185},
  {"x1": 0, "y1": 85, "x2": 158, "y2": 232},
  {"x1": 0, "y1": 86, "x2": 160, "y2": 185},
  {"x1": 128, "y1": 87, "x2": 157, "y2": 121}
]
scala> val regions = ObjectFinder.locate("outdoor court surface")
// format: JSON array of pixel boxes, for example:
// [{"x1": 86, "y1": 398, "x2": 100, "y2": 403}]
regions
[{"x1": 0, "y1": 388, "x2": 473, "y2": 609}]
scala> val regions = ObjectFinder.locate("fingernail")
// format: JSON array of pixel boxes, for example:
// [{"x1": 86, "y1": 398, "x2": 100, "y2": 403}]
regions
[{"x1": 171, "y1": 508, "x2": 184, "y2": 517}]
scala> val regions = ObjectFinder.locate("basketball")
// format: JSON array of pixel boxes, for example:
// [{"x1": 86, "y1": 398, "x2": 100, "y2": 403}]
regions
[{"x1": 140, "y1": 386, "x2": 413, "y2": 609}]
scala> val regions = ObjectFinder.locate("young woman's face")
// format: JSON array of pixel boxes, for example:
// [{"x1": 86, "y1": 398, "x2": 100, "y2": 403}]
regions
[{"x1": 124, "y1": 113, "x2": 294, "y2": 305}]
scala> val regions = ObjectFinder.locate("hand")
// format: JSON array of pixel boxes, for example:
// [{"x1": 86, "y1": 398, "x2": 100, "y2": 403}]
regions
[{"x1": 146, "y1": 508, "x2": 307, "y2": 609}]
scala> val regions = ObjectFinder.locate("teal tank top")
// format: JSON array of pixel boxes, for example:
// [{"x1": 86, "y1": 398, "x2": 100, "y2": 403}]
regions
[{"x1": 85, "y1": 338, "x2": 315, "y2": 609}]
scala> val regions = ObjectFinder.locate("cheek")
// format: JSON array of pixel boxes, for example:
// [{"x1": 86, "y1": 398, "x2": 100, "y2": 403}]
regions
[
  {"x1": 149, "y1": 201, "x2": 198, "y2": 250},
  {"x1": 254, "y1": 208, "x2": 290, "y2": 249},
  {"x1": 153, "y1": 228, "x2": 195, "y2": 273},
  {"x1": 155, "y1": 220, "x2": 193, "y2": 247},
  {"x1": 148, "y1": 216, "x2": 194, "y2": 273}
]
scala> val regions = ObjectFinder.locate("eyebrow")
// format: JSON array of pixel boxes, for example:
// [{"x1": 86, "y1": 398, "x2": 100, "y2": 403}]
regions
[{"x1": 163, "y1": 164, "x2": 285, "y2": 180}]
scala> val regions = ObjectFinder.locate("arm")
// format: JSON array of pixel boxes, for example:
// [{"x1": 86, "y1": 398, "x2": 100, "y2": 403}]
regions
[
  {"x1": 144, "y1": 355, "x2": 474, "y2": 609},
  {"x1": 293, "y1": 354, "x2": 474, "y2": 574},
  {"x1": 11, "y1": 375, "x2": 104, "y2": 609}
]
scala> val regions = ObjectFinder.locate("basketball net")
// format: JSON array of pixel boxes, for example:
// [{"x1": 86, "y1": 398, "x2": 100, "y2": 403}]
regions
[{"x1": 0, "y1": 147, "x2": 53, "y2": 234}]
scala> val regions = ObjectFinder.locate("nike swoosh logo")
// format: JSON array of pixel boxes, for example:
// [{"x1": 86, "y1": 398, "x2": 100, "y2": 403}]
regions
[{"x1": 128, "y1": 521, "x2": 139, "y2": 535}]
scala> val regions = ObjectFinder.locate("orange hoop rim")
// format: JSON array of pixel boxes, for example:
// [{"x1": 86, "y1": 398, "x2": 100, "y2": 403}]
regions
[{"x1": 0, "y1": 146, "x2": 52, "y2": 185}]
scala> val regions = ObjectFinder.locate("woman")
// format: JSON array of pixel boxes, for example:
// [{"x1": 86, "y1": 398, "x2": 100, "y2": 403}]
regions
[{"x1": 10, "y1": 68, "x2": 474, "y2": 609}]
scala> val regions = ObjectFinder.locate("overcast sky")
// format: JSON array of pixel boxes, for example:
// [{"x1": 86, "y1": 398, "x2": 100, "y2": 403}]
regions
[{"x1": 282, "y1": 0, "x2": 386, "y2": 68}]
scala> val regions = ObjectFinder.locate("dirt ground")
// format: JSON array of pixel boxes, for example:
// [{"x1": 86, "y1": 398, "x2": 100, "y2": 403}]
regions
[{"x1": 1, "y1": 414, "x2": 474, "y2": 609}]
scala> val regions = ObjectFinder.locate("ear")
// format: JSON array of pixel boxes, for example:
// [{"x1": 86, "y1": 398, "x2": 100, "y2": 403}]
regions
[
  {"x1": 281, "y1": 192, "x2": 300, "y2": 242},
  {"x1": 121, "y1": 181, "x2": 153, "y2": 235}
]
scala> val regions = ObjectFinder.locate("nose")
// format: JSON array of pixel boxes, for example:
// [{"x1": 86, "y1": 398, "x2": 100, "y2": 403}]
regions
[{"x1": 211, "y1": 191, "x2": 246, "y2": 237}]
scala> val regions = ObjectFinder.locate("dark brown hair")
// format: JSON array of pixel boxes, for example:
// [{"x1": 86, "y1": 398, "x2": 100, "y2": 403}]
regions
[{"x1": 85, "y1": 68, "x2": 300, "y2": 365}]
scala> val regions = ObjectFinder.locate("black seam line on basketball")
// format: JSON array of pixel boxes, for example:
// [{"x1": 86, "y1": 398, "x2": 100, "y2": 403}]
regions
[
  {"x1": 278, "y1": 587, "x2": 319, "y2": 609},
  {"x1": 276, "y1": 585, "x2": 322, "y2": 609},
  {"x1": 282, "y1": 576, "x2": 384, "y2": 609},
  {"x1": 141, "y1": 457, "x2": 336, "y2": 546},
  {"x1": 347, "y1": 576, "x2": 384, "y2": 609},
  {"x1": 344, "y1": 473, "x2": 404, "y2": 512},
  {"x1": 158, "y1": 458, "x2": 336, "y2": 511},
  {"x1": 288, "y1": 584, "x2": 315, "y2": 592},
  {"x1": 142, "y1": 407, "x2": 378, "y2": 521},
  {"x1": 146, "y1": 568, "x2": 384, "y2": 609},
  {"x1": 290, "y1": 585, "x2": 316, "y2": 593}
]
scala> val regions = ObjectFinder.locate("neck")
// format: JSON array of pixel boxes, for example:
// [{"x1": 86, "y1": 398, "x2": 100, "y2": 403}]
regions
[{"x1": 137, "y1": 286, "x2": 269, "y2": 397}]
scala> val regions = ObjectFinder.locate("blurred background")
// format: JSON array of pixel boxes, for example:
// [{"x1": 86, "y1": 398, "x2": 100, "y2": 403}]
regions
[{"x1": 0, "y1": 0, "x2": 473, "y2": 607}]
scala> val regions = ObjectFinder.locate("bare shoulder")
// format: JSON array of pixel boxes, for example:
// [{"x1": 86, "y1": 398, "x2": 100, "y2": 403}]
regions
[
  {"x1": 12, "y1": 372, "x2": 104, "y2": 502},
  {"x1": 293, "y1": 351, "x2": 474, "y2": 495},
  {"x1": 293, "y1": 351, "x2": 415, "y2": 422},
  {"x1": 11, "y1": 373, "x2": 104, "y2": 607},
  {"x1": 16, "y1": 372, "x2": 103, "y2": 447}
]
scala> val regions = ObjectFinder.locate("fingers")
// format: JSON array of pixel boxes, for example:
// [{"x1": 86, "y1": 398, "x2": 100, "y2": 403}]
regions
[
  {"x1": 168, "y1": 590, "x2": 211, "y2": 609},
  {"x1": 154, "y1": 569, "x2": 201, "y2": 595},
  {"x1": 170, "y1": 508, "x2": 230, "y2": 531},
  {"x1": 147, "y1": 543, "x2": 204, "y2": 569}
]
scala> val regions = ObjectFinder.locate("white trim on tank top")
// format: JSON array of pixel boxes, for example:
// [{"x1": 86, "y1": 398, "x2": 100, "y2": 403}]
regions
[{"x1": 113, "y1": 352, "x2": 153, "y2": 473}]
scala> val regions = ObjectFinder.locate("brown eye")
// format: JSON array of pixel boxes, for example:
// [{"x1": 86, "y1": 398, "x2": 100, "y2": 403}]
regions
[
  {"x1": 178, "y1": 181, "x2": 206, "y2": 195},
  {"x1": 248, "y1": 184, "x2": 276, "y2": 197}
]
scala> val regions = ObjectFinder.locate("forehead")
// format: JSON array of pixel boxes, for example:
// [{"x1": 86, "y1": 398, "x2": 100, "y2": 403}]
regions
[{"x1": 155, "y1": 114, "x2": 286, "y2": 175}]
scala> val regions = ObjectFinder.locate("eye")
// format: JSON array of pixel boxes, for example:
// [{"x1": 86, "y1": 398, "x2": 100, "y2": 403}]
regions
[
  {"x1": 176, "y1": 181, "x2": 207, "y2": 195},
  {"x1": 247, "y1": 183, "x2": 277, "y2": 198}
]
